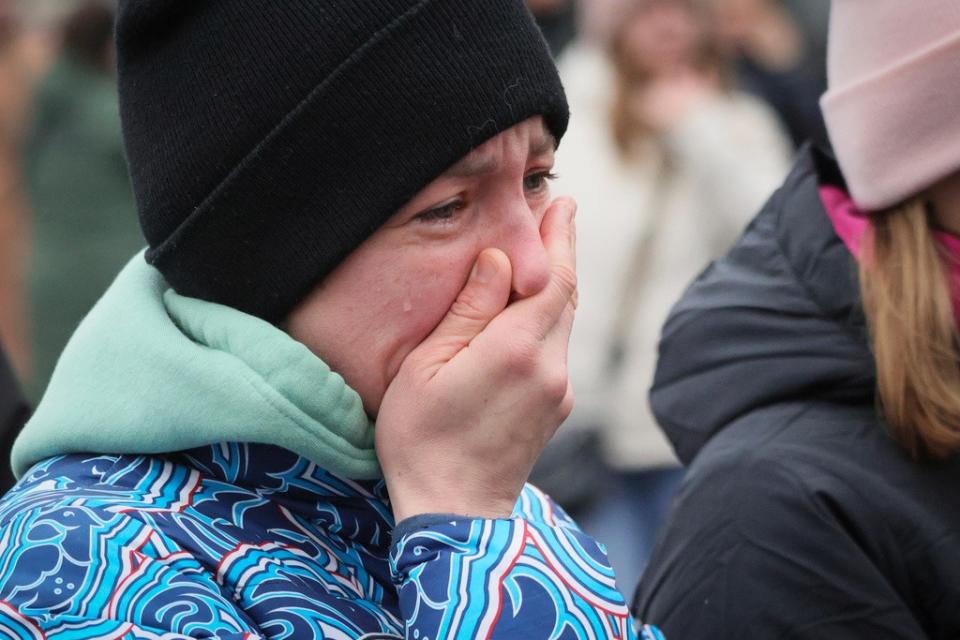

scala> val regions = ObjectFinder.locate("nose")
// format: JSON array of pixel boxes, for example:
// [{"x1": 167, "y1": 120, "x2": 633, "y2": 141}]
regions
[{"x1": 494, "y1": 201, "x2": 551, "y2": 300}]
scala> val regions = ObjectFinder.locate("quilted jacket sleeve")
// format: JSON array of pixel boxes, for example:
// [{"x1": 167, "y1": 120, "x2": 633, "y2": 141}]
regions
[{"x1": 389, "y1": 485, "x2": 665, "y2": 640}]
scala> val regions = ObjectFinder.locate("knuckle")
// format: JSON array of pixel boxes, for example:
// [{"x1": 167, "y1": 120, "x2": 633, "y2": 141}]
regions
[
  {"x1": 448, "y1": 293, "x2": 489, "y2": 322},
  {"x1": 558, "y1": 390, "x2": 575, "y2": 422},
  {"x1": 551, "y1": 263, "x2": 578, "y2": 299},
  {"x1": 542, "y1": 371, "x2": 569, "y2": 405},
  {"x1": 502, "y1": 339, "x2": 539, "y2": 377}
]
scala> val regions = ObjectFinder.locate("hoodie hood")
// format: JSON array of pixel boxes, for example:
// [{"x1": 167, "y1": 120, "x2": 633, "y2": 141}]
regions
[
  {"x1": 650, "y1": 145, "x2": 877, "y2": 465},
  {"x1": 12, "y1": 252, "x2": 379, "y2": 479}
]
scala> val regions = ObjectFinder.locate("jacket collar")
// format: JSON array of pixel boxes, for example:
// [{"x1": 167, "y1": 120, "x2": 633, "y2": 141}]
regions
[{"x1": 173, "y1": 442, "x2": 394, "y2": 548}]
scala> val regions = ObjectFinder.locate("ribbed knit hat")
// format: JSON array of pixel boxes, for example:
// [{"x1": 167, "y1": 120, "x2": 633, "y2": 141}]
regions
[
  {"x1": 820, "y1": 0, "x2": 960, "y2": 211},
  {"x1": 117, "y1": 0, "x2": 569, "y2": 322}
]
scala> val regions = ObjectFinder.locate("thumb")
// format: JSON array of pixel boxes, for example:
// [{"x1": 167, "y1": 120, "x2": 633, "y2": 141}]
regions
[{"x1": 412, "y1": 248, "x2": 512, "y2": 370}]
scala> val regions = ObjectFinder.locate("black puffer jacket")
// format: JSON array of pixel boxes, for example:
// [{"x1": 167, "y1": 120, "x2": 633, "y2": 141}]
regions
[
  {"x1": 633, "y1": 146, "x2": 960, "y2": 639},
  {"x1": 0, "y1": 346, "x2": 28, "y2": 492}
]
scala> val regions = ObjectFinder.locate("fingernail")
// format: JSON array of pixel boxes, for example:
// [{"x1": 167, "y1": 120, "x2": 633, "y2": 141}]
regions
[
  {"x1": 562, "y1": 199, "x2": 577, "y2": 223},
  {"x1": 472, "y1": 253, "x2": 496, "y2": 284}
]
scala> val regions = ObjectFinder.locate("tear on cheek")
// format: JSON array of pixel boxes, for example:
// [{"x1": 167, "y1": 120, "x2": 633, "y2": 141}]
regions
[{"x1": 402, "y1": 300, "x2": 413, "y2": 313}]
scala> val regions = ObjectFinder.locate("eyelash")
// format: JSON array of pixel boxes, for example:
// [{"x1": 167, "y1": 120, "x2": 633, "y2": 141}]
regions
[
  {"x1": 524, "y1": 170, "x2": 558, "y2": 193},
  {"x1": 415, "y1": 171, "x2": 558, "y2": 224},
  {"x1": 416, "y1": 198, "x2": 466, "y2": 223}
]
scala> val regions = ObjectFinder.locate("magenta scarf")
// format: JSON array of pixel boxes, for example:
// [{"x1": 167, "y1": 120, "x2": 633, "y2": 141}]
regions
[{"x1": 820, "y1": 184, "x2": 960, "y2": 321}]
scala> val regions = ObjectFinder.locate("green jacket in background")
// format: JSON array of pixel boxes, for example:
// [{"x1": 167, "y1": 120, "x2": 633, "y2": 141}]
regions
[{"x1": 24, "y1": 54, "x2": 144, "y2": 401}]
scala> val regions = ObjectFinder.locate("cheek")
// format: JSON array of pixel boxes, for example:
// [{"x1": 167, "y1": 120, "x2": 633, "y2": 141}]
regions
[
  {"x1": 378, "y1": 251, "x2": 475, "y2": 370},
  {"x1": 625, "y1": 22, "x2": 656, "y2": 61},
  {"x1": 287, "y1": 241, "x2": 479, "y2": 415},
  {"x1": 532, "y1": 195, "x2": 551, "y2": 224}
]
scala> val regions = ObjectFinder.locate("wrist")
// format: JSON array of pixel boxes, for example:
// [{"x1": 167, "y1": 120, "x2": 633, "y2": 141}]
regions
[
  {"x1": 391, "y1": 500, "x2": 516, "y2": 523},
  {"x1": 388, "y1": 485, "x2": 517, "y2": 523}
]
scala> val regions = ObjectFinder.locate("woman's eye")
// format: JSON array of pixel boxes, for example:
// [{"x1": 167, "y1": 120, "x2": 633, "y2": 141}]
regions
[
  {"x1": 524, "y1": 171, "x2": 557, "y2": 194},
  {"x1": 415, "y1": 198, "x2": 465, "y2": 223}
]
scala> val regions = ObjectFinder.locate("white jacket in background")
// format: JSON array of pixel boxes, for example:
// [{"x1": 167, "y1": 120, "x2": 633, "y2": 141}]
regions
[{"x1": 555, "y1": 43, "x2": 793, "y2": 470}]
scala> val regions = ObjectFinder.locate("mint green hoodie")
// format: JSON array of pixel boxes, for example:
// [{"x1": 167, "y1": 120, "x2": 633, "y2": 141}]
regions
[{"x1": 12, "y1": 252, "x2": 380, "y2": 479}]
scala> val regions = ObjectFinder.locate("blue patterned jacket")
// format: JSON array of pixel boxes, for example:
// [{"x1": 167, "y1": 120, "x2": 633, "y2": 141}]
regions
[
  {"x1": 0, "y1": 443, "x2": 662, "y2": 639},
  {"x1": 2, "y1": 257, "x2": 664, "y2": 639}
]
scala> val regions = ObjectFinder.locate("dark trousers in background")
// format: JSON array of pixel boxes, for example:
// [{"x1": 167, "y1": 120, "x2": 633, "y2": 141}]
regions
[{"x1": 579, "y1": 468, "x2": 685, "y2": 594}]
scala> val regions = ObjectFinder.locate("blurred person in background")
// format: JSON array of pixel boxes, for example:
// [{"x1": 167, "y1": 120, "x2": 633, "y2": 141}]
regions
[
  {"x1": 0, "y1": 0, "x2": 44, "y2": 382},
  {"x1": 635, "y1": 0, "x2": 960, "y2": 636},
  {"x1": 0, "y1": 342, "x2": 28, "y2": 493},
  {"x1": 781, "y1": 0, "x2": 829, "y2": 65},
  {"x1": 23, "y1": 0, "x2": 141, "y2": 402},
  {"x1": 546, "y1": 0, "x2": 790, "y2": 589},
  {"x1": 706, "y1": 0, "x2": 829, "y2": 147},
  {"x1": 527, "y1": 0, "x2": 579, "y2": 58}
]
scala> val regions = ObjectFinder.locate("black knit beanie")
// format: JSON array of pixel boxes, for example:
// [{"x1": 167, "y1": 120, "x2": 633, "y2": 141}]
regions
[{"x1": 116, "y1": 0, "x2": 569, "y2": 322}]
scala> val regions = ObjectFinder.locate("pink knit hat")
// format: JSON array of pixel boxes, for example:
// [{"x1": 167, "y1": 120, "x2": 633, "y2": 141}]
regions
[{"x1": 820, "y1": 0, "x2": 960, "y2": 211}]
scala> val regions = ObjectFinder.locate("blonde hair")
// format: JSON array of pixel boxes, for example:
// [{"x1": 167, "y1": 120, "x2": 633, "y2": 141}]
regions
[{"x1": 860, "y1": 198, "x2": 960, "y2": 459}]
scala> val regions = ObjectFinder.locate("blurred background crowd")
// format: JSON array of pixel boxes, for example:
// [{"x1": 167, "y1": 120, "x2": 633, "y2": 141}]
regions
[{"x1": 0, "y1": 0, "x2": 830, "y2": 591}]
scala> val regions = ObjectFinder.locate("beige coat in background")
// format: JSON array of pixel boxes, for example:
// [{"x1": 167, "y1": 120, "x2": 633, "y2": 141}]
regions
[{"x1": 555, "y1": 43, "x2": 792, "y2": 470}]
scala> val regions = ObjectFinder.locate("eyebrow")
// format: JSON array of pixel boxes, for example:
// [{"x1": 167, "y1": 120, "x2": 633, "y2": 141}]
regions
[
  {"x1": 530, "y1": 131, "x2": 557, "y2": 158},
  {"x1": 444, "y1": 129, "x2": 557, "y2": 179}
]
